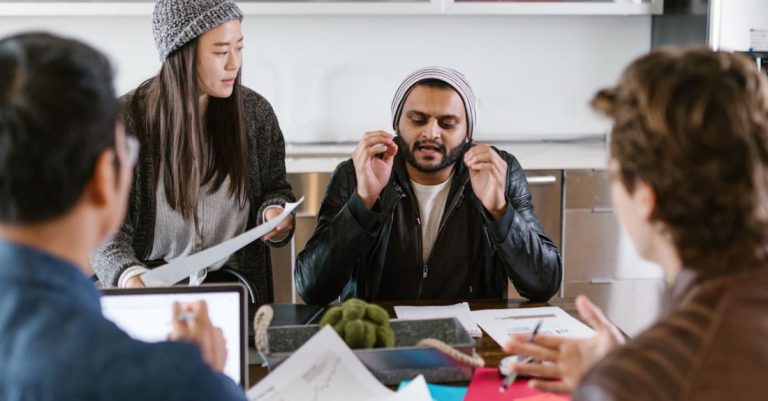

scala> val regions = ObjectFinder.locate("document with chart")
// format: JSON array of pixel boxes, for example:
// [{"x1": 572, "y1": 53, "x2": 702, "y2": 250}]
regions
[
  {"x1": 246, "y1": 326, "x2": 430, "y2": 401},
  {"x1": 471, "y1": 306, "x2": 596, "y2": 347}
]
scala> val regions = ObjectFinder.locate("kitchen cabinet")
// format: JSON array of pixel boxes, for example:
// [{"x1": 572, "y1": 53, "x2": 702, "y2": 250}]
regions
[
  {"x1": 271, "y1": 172, "x2": 331, "y2": 304},
  {"x1": 561, "y1": 170, "x2": 666, "y2": 336},
  {"x1": 444, "y1": 0, "x2": 663, "y2": 16},
  {"x1": 0, "y1": 0, "x2": 662, "y2": 16}
]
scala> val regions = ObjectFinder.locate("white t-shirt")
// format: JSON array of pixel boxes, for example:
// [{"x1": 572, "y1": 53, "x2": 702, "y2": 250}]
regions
[{"x1": 410, "y1": 176, "x2": 453, "y2": 264}]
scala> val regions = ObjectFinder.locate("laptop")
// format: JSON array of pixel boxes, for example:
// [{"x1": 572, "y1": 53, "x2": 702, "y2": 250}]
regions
[{"x1": 100, "y1": 284, "x2": 247, "y2": 387}]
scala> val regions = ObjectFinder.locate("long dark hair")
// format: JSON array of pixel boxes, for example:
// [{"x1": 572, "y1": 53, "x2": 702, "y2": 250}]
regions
[{"x1": 130, "y1": 38, "x2": 249, "y2": 223}]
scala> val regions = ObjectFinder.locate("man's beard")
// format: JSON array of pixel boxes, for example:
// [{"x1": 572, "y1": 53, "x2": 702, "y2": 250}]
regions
[{"x1": 394, "y1": 135, "x2": 471, "y2": 173}]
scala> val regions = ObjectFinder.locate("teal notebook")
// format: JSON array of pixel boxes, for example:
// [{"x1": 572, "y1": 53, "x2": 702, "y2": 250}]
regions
[{"x1": 398, "y1": 380, "x2": 468, "y2": 401}]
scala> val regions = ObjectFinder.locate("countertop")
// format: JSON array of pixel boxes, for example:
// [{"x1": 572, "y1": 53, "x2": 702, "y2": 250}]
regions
[{"x1": 284, "y1": 141, "x2": 609, "y2": 173}]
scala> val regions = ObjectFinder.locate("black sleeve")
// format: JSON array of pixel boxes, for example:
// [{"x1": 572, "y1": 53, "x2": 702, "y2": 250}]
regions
[
  {"x1": 481, "y1": 150, "x2": 563, "y2": 301},
  {"x1": 294, "y1": 161, "x2": 382, "y2": 305}
]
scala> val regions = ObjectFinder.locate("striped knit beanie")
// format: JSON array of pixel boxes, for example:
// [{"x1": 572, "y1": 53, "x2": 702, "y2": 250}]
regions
[
  {"x1": 152, "y1": 0, "x2": 243, "y2": 62},
  {"x1": 391, "y1": 66, "x2": 477, "y2": 139}
]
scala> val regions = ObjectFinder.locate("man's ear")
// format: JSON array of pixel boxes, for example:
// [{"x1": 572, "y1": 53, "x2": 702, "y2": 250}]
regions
[
  {"x1": 634, "y1": 180, "x2": 658, "y2": 221},
  {"x1": 84, "y1": 149, "x2": 118, "y2": 209}
]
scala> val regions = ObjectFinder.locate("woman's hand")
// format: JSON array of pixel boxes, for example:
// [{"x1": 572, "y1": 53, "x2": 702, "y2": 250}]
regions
[
  {"x1": 260, "y1": 206, "x2": 294, "y2": 242},
  {"x1": 503, "y1": 295, "x2": 626, "y2": 393}
]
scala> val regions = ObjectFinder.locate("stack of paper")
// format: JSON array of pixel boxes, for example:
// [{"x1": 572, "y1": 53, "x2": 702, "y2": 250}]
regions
[
  {"x1": 246, "y1": 326, "x2": 430, "y2": 401},
  {"x1": 395, "y1": 302, "x2": 482, "y2": 338},
  {"x1": 470, "y1": 306, "x2": 595, "y2": 347}
]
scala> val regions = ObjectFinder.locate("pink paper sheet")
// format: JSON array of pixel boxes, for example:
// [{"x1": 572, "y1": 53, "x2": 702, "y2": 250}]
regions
[{"x1": 464, "y1": 368, "x2": 571, "y2": 401}]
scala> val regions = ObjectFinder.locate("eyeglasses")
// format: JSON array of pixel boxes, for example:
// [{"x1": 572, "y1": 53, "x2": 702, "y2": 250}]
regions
[{"x1": 125, "y1": 135, "x2": 140, "y2": 168}]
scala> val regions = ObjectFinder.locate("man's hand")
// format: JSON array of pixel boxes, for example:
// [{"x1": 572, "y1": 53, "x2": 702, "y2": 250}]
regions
[
  {"x1": 260, "y1": 207, "x2": 294, "y2": 242},
  {"x1": 464, "y1": 144, "x2": 508, "y2": 220},
  {"x1": 125, "y1": 276, "x2": 145, "y2": 288},
  {"x1": 353, "y1": 131, "x2": 398, "y2": 209},
  {"x1": 502, "y1": 295, "x2": 625, "y2": 393},
  {"x1": 168, "y1": 301, "x2": 228, "y2": 372}
]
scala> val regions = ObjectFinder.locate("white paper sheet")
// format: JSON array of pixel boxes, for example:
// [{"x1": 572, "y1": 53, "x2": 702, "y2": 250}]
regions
[
  {"x1": 471, "y1": 306, "x2": 596, "y2": 347},
  {"x1": 395, "y1": 302, "x2": 482, "y2": 338},
  {"x1": 374, "y1": 375, "x2": 431, "y2": 401},
  {"x1": 142, "y1": 197, "x2": 304, "y2": 287},
  {"x1": 246, "y1": 326, "x2": 392, "y2": 401}
]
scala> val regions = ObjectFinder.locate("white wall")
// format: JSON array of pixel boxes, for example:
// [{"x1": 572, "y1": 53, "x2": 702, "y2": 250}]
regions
[
  {"x1": 0, "y1": 15, "x2": 650, "y2": 143},
  {"x1": 712, "y1": 0, "x2": 768, "y2": 51}
]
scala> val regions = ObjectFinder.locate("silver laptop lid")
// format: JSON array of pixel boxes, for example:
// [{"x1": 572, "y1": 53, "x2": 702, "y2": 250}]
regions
[{"x1": 100, "y1": 284, "x2": 247, "y2": 387}]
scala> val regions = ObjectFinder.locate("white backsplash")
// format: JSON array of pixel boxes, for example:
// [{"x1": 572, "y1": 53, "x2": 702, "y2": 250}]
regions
[{"x1": 0, "y1": 14, "x2": 650, "y2": 142}]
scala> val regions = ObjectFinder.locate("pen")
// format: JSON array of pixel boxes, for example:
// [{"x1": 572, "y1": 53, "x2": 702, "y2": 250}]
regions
[
  {"x1": 174, "y1": 302, "x2": 195, "y2": 323},
  {"x1": 176, "y1": 311, "x2": 195, "y2": 322},
  {"x1": 499, "y1": 319, "x2": 543, "y2": 393}
]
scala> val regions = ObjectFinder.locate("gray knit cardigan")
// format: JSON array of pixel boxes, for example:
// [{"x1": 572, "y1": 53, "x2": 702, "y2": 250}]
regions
[{"x1": 91, "y1": 86, "x2": 296, "y2": 304}]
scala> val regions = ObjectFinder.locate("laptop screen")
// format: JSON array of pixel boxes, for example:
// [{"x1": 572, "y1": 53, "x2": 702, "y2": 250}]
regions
[{"x1": 100, "y1": 285, "x2": 247, "y2": 387}]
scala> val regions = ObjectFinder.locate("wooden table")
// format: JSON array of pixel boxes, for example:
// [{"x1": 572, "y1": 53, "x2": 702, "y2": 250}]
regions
[{"x1": 248, "y1": 298, "x2": 577, "y2": 386}]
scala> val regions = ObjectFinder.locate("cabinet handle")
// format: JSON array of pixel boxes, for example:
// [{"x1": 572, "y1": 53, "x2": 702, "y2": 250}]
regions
[
  {"x1": 526, "y1": 175, "x2": 558, "y2": 185},
  {"x1": 591, "y1": 207, "x2": 614, "y2": 213},
  {"x1": 590, "y1": 278, "x2": 616, "y2": 284}
]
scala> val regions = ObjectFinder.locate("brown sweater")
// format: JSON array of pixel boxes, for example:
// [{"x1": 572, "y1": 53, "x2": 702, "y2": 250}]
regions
[{"x1": 575, "y1": 267, "x2": 768, "y2": 401}]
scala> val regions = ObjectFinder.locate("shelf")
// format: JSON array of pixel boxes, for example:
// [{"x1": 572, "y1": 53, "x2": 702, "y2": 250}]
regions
[
  {"x1": 0, "y1": 0, "x2": 662, "y2": 16},
  {"x1": 0, "y1": 1, "x2": 439, "y2": 16},
  {"x1": 445, "y1": 1, "x2": 663, "y2": 15},
  {"x1": 238, "y1": 1, "x2": 440, "y2": 14},
  {"x1": 0, "y1": 2, "x2": 155, "y2": 16}
]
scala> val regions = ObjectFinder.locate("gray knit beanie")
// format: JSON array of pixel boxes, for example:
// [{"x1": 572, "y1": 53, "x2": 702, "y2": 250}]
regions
[
  {"x1": 391, "y1": 66, "x2": 478, "y2": 139},
  {"x1": 152, "y1": 0, "x2": 243, "y2": 62}
]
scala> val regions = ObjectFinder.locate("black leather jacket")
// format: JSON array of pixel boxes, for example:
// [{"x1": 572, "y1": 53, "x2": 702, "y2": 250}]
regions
[{"x1": 295, "y1": 147, "x2": 562, "y2": 304}]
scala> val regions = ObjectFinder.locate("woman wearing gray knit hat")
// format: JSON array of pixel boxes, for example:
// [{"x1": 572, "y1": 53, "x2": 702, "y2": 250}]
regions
[{"x1": 92, "y1": 0, "x2": 296, "y2": 305}]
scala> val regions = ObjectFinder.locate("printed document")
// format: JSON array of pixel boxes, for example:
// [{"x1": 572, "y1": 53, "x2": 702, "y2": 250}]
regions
[
  {"x1": 246, "y1": 326, "x2": 430, "y2": 401},
  {"x1": 471, "y1": 306, "x2": 595, "y2": 347},
  {"x1": 142, "y1": 197, "x2": 303, "y2": 287},
  {"x1": 395, "y1": 302, "x2": 482, "y2": 338}
]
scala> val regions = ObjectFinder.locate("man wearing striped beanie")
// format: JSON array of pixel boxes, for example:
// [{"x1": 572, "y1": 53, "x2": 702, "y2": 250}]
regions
[{"x1": 296, "y1": 67, "x2": 562, "y2": 304}]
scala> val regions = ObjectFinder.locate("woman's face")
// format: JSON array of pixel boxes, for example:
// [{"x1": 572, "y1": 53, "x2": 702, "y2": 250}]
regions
[{"x1": 196, "y1": 19, "x2": 243, "y2": 98}]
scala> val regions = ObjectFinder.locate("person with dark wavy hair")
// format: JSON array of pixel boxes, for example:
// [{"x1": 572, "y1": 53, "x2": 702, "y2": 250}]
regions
[
  {"x1": 503, "y1": 48, "x2": 768, "y2": 401},
  {"x1": 0, "y1": 32, "x2": 246, "y2": 401},
  {"x1": 91, "y1": 0, "x2": 295, "y2": 303}
]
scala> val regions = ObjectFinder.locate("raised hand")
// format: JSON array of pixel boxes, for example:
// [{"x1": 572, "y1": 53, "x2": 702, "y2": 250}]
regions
[
  {"x1": 503, "y1": 295, "x2": 625, "y2": 393},
  {"x1": 352, "y1": 131, "x2": 398, "y2": 209},
  {"x1": 463, "y1": 144, "x2": 508, "y2": 220}
]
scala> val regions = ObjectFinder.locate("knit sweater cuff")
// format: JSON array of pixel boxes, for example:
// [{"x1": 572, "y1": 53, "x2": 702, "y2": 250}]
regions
[{"x1": 118, "y1": 265, "x2": 151, "y2": 288}]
